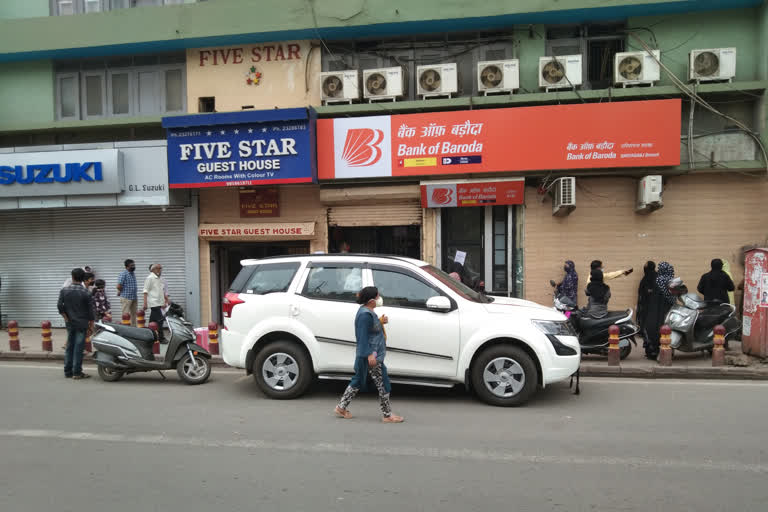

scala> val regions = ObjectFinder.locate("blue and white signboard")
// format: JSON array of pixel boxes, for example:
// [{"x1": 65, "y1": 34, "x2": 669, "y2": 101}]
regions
[
  {"x1": 162, "y1": 108, "x2": 316, "y2": 188},
  {"x1": 0, "y1": 149, "x2": 123, "y2": 198}
]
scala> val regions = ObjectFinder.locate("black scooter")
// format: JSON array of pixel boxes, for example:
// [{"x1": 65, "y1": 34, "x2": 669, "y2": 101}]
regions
[
  {"x1": 550, "y1": 281, "x2": 639, "y2": 359},
  {"x1": 91, "y1": 303, "x2": 211, "y2": 384}
]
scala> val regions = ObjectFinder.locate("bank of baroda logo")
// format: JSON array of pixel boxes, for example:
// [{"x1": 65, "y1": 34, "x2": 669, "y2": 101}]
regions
[
  {"x1": 332, "y1": 117, "x2": 392, "y2": 179},
  {"x1": 341, "y1": 128, "x2": 384, "y2": 167}
]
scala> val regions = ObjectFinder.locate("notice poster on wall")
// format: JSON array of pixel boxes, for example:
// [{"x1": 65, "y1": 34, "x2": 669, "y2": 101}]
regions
[{"x1": 761, "y1": 273, "x2": 768, "y2": 306}]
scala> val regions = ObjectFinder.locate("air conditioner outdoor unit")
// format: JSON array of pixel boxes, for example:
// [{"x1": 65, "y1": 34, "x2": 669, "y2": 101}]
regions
[
  {"x1": 477, "y1": 59, "x2": 519, "y2": 94},
  {"x1": 614, "y1": 50, "x2": 661, "y2": 86},
  {"x1": 320, "y1": 71, "x2": 359, "y2": 104},
  {"x1": 552, "y1": 177, "x2": 576, "y2": 217},
  {"x1": 362, "y1": 67, "x2": 404, "y2": 101},
  {"x1": 636, "y1": 175, "x2": 663, "y2": 214},
  {"x1": 416, "y1": 63, "x2": 458, "y2": 98},
  {"x1": 689, "y1": 48, "x2": 736, "y2": 82},
  {"x1": 539, "y1": 55, "x2": 583, "y2": 90}
]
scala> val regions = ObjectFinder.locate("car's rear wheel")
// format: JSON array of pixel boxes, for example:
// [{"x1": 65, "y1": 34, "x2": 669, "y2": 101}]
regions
[
  {"x1": 471, "y1": 345, "x2": 538, "y2": 407},
  {"x1": 253, "y1": 341, "x2": 312, "y2": 399}
]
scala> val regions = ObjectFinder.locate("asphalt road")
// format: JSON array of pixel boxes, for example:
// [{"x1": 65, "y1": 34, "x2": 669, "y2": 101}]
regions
[{"x1": 0, "y1": 362, "x2": 767, "y2": 512}]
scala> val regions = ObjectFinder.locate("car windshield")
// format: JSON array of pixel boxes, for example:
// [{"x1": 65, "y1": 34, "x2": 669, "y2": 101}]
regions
[{"x1": 421, "y1": 265, "x2": 494, "y2": 303}]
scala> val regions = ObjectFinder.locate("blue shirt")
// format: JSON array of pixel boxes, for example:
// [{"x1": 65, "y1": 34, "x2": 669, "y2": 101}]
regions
[
  {"x1": 117, "y1": 269, "x2": 138, "y2": 300},
  {"x1": 354, "y1": 306, "x2": 386, "y2": 362}
]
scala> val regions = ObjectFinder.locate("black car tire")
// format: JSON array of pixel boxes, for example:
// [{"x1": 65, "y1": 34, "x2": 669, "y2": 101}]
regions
[
  {"x1": 471, "y1": 345, "x2": 538, "y2": 407},
  {"x1": 253, "y1": 341, "x2": 313, "y2": 399}
]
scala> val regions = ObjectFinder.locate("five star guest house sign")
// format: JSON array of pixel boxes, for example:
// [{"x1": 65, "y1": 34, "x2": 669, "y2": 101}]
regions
[{"x1": 162, "y1": 108, "x2": 316, "y2": 188}]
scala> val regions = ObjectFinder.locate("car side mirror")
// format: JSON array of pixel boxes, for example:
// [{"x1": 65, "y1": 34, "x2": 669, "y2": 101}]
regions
[{"x1": 426, "y1": 296, "x2": 452, "y2": 312}]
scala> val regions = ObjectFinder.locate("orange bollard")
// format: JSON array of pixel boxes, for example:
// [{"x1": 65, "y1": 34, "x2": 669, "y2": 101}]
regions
[
  {"x1": 137, "y1": 309, "x2": 145, "y2": 328},
  {"x1": 121, "y1": 313, "x2": 130, "y2": 326},
  {"x1": 658, "y1": 325, "x2": 672, "y2": 366},
  {"x1": 607, "y1": 324, "x2": 620, "y2": 366},
  {"x1": 41, "y1": 321, "x2": 52, "y2": 352},
  {"x1": 8, "y1": 320, "x2": 20, "y2": 351},
  {"x1": 712, "y1": 325, "x2": 726, "y2": 367},
  {"x1": 208, "y1": 322, "x2": 219, "y2": 355},
  {"x1": 149, "y1": 321, "x2": 160, "y2": 354},
  {"x1": 84, "y1": 332, "x2": 92, "y2": 353}
]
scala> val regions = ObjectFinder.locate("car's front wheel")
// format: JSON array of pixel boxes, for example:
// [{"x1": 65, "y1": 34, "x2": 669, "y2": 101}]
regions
[
  {"x1": 253, "y1": 341, "x2": 313, "y2": 399},
  {"x1": 471, "y1": 345, "x2": 538, "y2": 407}
]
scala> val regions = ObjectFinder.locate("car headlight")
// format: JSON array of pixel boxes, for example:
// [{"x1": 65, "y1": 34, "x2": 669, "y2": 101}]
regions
[{"x1": 532, "y1": 320, "x2": 574, "y2": 336}]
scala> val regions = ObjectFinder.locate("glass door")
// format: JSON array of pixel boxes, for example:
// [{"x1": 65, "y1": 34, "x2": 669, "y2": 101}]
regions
[{"x1": 441, "y1": 207, "x2": 484, "y2": 289}]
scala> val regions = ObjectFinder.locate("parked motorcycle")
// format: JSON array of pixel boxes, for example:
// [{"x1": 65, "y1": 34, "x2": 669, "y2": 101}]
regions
[
  {"x1": 550, "y1": 281, "x2": 639, "y2": 359},
  {"x1": 665, "y1": 278, "x2": 740, "y2": 353},
  {"x1": 92, "y1": 303, "x2": 211, "y2": 384}
]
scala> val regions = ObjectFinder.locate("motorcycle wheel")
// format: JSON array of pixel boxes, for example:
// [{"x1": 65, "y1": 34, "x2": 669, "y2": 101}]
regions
[
  {"x1": 619, "y1": 344, "x2": 632, "y2": 360},
  {"x1": 97, "y1": 365, "x2": 124, "y2": 382},
  {"x1": 176, "y1": 353, "x2": 211, "y2": 385}
]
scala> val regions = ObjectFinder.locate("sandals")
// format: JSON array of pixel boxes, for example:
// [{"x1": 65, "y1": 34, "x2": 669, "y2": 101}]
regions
[
  {"x1": 334, "y1": 406, "x2": 352, "y2": 419},
  {"x1": 382, "y1": 415, "x2": 404, "y2": 423}
]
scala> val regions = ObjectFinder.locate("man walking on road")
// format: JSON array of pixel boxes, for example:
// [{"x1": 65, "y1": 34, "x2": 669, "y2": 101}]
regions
[
  {"x1": 58, "y1": 268, "x2": 94, "y2": 380},
  {"x1": 143, "y1": 263, "x2": 168, "y2": 342},
  {"x1": 117, "y1": 259, "x2": 138, "y2": 326}
]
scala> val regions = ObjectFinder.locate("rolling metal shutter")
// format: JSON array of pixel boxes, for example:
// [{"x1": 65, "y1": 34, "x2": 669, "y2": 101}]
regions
[
  {"x1": 327, "y1": 202, "x2": 423, "y2": 227},
  {"x1": 0, "y1": 207, "x2": 186, "y2": 327}
]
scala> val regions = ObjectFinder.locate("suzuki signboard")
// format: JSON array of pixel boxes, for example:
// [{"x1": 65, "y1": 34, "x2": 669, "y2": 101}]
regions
[
  {"x1": 163, "y1": 108, "x2": 316, "y2": 188},
  {"x1": 317, "y1": 99, "x2": 681, "y2": 179},
  {"x1": 0, "y1": 149, "x2": 123, "y2": 197}
]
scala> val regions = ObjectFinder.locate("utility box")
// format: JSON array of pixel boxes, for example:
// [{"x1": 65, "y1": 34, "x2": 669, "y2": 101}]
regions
[{"x1": 742, "y1": 248, "x2": 768, "y2": 357}]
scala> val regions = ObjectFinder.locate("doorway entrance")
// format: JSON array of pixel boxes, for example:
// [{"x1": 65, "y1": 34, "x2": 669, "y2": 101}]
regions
[
  {"x1": 209, "y1": 241, "x2": 310, "y2": 323},
  {"x1": 440, "y1": 206, "x2": 520, "y2": 296}
]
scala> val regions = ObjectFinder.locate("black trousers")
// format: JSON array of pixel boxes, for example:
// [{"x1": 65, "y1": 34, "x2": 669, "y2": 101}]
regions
[{"x1": 149, "y1": 306, "x2": 165, "y2": 341}]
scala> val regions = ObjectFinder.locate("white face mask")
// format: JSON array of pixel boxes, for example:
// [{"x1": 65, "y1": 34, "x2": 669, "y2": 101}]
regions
[{"x1": 375, "y1": 296, "x2": 384, "y2": 308}]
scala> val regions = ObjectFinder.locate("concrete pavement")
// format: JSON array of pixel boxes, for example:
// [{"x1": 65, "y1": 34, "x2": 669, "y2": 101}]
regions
[{"x1": 0, "y1": 361, "x2": 767, "y2": 511}]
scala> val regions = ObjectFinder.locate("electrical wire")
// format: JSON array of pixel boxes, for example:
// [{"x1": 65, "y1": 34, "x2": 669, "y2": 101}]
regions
[{"x1": 627, "y1": 31, "x2": 768, "y2": 173}]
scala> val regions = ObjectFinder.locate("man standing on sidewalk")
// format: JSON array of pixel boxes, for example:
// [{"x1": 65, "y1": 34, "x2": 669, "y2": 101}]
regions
[
  {"x1": 58, "y1": 268, "x2": 94, "y2": 380},
  {"x1": 116, "y1": 259, "x2": 138, "y2": 326},
  {"x1": 143, "y1": 264, "x2": 168, "y2": 342}
]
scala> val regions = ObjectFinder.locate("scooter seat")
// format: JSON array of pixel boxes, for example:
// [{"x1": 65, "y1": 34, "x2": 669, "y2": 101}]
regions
[
  {"x1": 578, "y1": 310, "x2": 630, "y2": 330},
  {"x1": 103, "y1": 323, "x2": 157, "y2": 343}
]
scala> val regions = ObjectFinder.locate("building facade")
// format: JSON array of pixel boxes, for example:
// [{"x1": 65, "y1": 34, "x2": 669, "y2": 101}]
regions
[{"x1": 2, "y1": 0, "x2": 768, "y2": 327}]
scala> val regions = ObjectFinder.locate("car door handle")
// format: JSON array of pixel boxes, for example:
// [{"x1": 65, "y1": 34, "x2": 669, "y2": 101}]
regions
[{"x1": 290, "y1": 305, "x2": 300, "y2": 317}]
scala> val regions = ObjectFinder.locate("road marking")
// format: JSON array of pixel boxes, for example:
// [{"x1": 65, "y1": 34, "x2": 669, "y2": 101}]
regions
[
  {"x1": 580, "y1": 378, "x2": 768, "y2": 387},
  {"x1": 0, "y1": 428, "x2": 765, "y2": 474}
]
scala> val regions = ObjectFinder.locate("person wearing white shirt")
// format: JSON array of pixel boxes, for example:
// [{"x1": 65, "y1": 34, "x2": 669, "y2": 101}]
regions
[{"x1": 143, "y1": 264, "x2": 168, "y2": 341}]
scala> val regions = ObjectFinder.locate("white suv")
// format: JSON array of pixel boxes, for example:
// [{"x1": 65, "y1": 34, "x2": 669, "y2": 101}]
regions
[{"x1": 221, "y1": 254, "x2": 580, "y2": 406}]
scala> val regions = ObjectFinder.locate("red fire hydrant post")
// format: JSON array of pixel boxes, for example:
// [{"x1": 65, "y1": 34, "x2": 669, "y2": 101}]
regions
[
  {"x1": 658, "y1": 325, "x2": 673, "y2": 366},
  {"x1": 137, "y1": 310, "x2": 146, "y2": 328},
  {"x1": 607, "y1": 324, "x2": 620, "y2": 366},
  {"x1": 712, "y1": 325, "x2": 726, "y2": 367},
  {"x1": 121, "y1": 313, "x2": 130, "y2": 326},
  {"x1": 8, "y1": 320, "x2": 20, "y2": 351},
  {"x1": 41, "y1": 321, "x2": 52, "y2": 352},
  {"x1": 208, "y1": 322, "x2": 219, "y2": 355},
  {"x1": 149, "y1": 321, "x2": 160, "y2": 354}
]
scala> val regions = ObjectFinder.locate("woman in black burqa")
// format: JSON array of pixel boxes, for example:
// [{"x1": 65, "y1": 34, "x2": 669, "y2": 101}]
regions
[
  {"x1": 638, "y1": 261, "x2": 677, "y2": 360},
  {"x1": 637, "y1": 261, "x2": 663, "y2": 359}
]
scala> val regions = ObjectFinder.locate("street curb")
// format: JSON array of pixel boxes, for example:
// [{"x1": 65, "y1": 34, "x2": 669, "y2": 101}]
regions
[
  {"x1": 579, "y1": 364, "x2": 768, "y2": 380},
  {"x1": 0, "y1": 351, "x2": 231, "y2": 367},
  {"x1": 2, "y1": 353, "x2": 767, "y2": 379}
]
